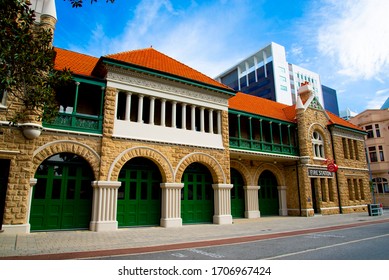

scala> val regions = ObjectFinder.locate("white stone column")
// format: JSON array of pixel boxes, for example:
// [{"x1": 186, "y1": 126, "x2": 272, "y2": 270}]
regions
[
  {"x1": 191, "y1": 105, "x2": 196, "y2": 131},
  {"x1": 244, "y1": 185, "x2": 260, "y2": 218},
  {"x1": 90, "y1": 181, "x2": 121, "y2": 232},
  {"x1": 149, "y1": 96, "x2": 155, "y2": 125},
  {"x1": 125, "y1": 92, "x2": 132, "y2": 121},
  {"x1": 161, "y1": 99, "x2": 166, "y2": 127},
  {"x1": 208, "y1": 109, "x2": 214, "y2": 133},
  {"x1": 181, "y1": 103, "x2": 187, "y2": 129},
  {"x1": 212, "y1": 184, "x2": 233, "y2": 224},
  {"x1": 217, "y1": 110, "x2": 222, "y2": 134},
  {"x1": 137, "y1": 94, "x2": 144, "y2": 123},
  {"x1": 278, "y1": 186, "x2": 288, "y2": 216},
  {"x1": 200, "y1": 107, "x2": 205, "y2": 132},
  {"x1": 171, "y1": 101, "x2": 177, "y2": 128},
  {"x1": 160, "y1": 183, "x2": 183, "y2": 227}
]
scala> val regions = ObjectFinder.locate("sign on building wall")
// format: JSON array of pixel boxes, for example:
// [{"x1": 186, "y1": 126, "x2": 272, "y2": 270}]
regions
[{"x1": 308, "y1": 168, "x2": 334, "y2": 178}]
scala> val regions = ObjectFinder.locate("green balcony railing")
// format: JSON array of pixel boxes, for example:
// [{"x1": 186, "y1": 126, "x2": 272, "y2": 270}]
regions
[
  {"x1": 43, "y1": 112, "x2": 103, "y2": 134},
  {"x1": 229, "y1": 137, "x2": 299, "y2": 156}
]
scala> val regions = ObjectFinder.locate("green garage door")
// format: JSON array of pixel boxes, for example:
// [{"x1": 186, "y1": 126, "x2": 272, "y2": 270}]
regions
[
  {"x1": 117, "y1": 157, "x2": 161, "y2": 227},
  {"x1": 258, "y1": 170, "x2": 279, "y2": 216},
  {"x1": 181, "y1": 163, "x2": 214, "y2": 224},
  {"x1": 231, "y1": 168, "x2": 245, "y2": 218},
  {"x1": 30, "y1": 153, "x2": 94, "y2": 231}
]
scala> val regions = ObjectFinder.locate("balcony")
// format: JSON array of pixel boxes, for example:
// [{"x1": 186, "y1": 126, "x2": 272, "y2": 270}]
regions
[
  {"x1": 43, "y1": 77, "x2": 105, "y2": 134},
  {"x1": 229, "y1": 137, "x2": 299, "y2": 156},
  {"x1": 44, "y1": 112, "x2": 103, "y2": 133}
]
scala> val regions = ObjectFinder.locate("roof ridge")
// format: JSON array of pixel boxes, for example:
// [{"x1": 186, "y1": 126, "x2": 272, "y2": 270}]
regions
[{"x1": 54, "y1": 47, "x2": 99, "y2": 59}]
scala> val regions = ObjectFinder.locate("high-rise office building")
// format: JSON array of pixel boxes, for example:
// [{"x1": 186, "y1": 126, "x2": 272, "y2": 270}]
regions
[{"x1": 215, "y1": 42, "x2": 338, "y2": 114}]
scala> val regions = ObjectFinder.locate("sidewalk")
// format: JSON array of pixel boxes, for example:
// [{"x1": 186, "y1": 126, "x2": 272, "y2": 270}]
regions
[{"x1": 1, "y1": 211, "x2": 388, "y2": 259}]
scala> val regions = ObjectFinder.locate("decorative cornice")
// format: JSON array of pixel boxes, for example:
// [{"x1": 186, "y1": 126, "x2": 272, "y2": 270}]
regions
[{"x1": 106, "y1": 65, "x2": 229, "y2": 106}]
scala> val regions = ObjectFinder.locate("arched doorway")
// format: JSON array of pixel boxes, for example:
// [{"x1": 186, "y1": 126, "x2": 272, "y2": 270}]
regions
[
  {"x1": 117, "y1": 157, "x2": 162, "y2": 227},
  {"x1": 30, "y1": 153, "x2": 94, "y2": 231},
  {"x1": 231, "y1": 168, "x2": 245, "y2": 218},
  {"x1": 181, "y1": 163, "x2": 214, "y2": 223},
  {"x1": 258, "y1": 170, "x2": 279, "y2": 216}
]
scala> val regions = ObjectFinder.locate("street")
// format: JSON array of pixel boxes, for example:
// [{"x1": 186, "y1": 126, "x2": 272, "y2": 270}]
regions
[{"x1": 91, "y1": 221, "x2": 389, "y2": 260}]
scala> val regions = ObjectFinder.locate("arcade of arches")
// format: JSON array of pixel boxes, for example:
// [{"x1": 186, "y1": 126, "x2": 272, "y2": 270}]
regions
[{"x1": 26, "y1": 152, "x2": 288, "y2": 231}]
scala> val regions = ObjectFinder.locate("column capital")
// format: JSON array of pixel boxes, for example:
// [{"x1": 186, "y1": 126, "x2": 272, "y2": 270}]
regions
[
  {"x1": 244, "y1": 185, "x2": 260, "y2": 190},
  {"x1": 29, "y1": 178, "x2": 38, "y2": 187},
  {"x1": 160, "y1": 183, "x2": 184, "y2": 189},
  {"x1": 212, "y1": 183, "x2": 233, "y2": 190},
  {"x1": 91, "y1": 181, "x2": 121, "y2": 189},
  {"x1": 277, "y1": 185, "x2": 287, "y2": 190}
]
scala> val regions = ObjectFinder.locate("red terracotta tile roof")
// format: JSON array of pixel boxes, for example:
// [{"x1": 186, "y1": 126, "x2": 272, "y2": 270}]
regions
[
  {"x1": 229, "y1": 92, "x2": 365, "y2": 132},
  {"x1": 54, "y1": 47, "x2": 99, "y2": 77},
  {"x1": 105, "y1": 48, "x2": 232, "y2": 91},
  {"x1": 327, "y1": 111, "x2": 364, "y2": 131},
  {"x1": 229, "y1": 92, "x2": 294, "y2": 122}
]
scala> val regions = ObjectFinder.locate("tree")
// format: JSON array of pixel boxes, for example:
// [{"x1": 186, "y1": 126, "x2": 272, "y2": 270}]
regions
[
  {"x1": 0, "y1": 0, "x2": 72, "y2": 124},
  {"x1": 67, "y1": 0, "x2": 115, "y2": 8}
]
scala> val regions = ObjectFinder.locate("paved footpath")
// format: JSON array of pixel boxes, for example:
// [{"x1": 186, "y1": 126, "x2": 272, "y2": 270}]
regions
[{"x1": 1, "y1": 211, "x2": 388, "y2": 260}]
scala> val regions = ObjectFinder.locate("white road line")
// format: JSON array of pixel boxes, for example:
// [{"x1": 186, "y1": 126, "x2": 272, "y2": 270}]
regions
[
  {"x1": 264, "y1": 233, "x2": 389, "y2": 260},
  {"x1": 187, "y1": 248, "x2": 224, "y2": 259}
]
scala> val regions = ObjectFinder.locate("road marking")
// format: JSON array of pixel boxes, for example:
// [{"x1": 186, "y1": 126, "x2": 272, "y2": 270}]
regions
[
  {"x1": 264, "y1": 233, "x2": 389, "y2": 260},
  {"x1": 305, "y1": 233, "x2": 345, "y2": 238},
  {"x1": 187, "y1": 248, "x2": 224, "y2": 259},
  {"x1": 171, "y1": 253, "x2": 187, "y2": 258}
]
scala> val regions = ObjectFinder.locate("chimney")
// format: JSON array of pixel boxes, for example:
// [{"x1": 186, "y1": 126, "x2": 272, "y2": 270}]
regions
[{"x1": 297, "y1": 81, "x2": 313, "y2": 104}]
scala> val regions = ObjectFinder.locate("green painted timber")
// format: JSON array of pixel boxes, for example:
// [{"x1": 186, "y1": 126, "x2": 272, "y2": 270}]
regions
[
  {"x1": 181, "y1": 163, "x2": 214, "y2": 224},
  {"x1": 231, "y1": 168, "x2": 245, "y2": 218},
  {"x1": 30, "y1": 153, "x2": 94, "y2": 231},
  {"x1": 117, "y1": 158, "x2": 161, "y2": 227},
  {"x1": 258, "y1": 170, "x2": 279, "y2": 216}
]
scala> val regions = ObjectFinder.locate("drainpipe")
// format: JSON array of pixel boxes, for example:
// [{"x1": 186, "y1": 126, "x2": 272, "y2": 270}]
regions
[{"x1": 329, "y1": 127, "x2": 343, "y2": 214}]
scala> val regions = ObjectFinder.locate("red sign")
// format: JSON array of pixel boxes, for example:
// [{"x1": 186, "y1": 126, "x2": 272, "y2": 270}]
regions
[{"x1": 327, "y1": 163, "x2": 338, "y2": 172}]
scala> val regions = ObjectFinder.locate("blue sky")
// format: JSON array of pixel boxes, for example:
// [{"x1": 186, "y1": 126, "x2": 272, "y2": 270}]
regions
[{"x1": 53, "y1": 0, "x2": 389, "y2": 114}]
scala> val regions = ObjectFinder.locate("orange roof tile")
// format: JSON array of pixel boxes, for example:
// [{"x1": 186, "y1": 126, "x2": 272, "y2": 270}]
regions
[
  {"x1": 327, "y1": 111, "x2": 364, "y2": 131},
  {"x1": 229, "y1": 92, "x2": 294, "y2": 122},
  {"x1": 54, "y1": 48, "x2": 99, "y2": 77},
  {"x1": 229, "y1": 92, "x2": 364, "y2": 132},
  {"x1": 105, "y1": 48, "x2": 232, "y2": 91}
]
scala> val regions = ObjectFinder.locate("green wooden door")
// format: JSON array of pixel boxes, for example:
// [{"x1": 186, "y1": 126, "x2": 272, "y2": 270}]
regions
[
  {"x1": 231, "y1": 168, "x2": 245, "y2": 218},
  {"x1": 258, "y1": 170, "x2": 279, "y2": 216},
  {"x1": 117, "y1": 158, "x2": 161, "y2": 227},
  {"x1": 181, "y1": 163, "x2": 213, "y2": 224},
  {"x1": 30, "y1": 153, "x2": 93, "y2": 231}
]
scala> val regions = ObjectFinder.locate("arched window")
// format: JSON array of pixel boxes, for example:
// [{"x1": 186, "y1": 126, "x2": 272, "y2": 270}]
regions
[{"x1": 312, "y1": 131, "x2": 325, "y2": 158}]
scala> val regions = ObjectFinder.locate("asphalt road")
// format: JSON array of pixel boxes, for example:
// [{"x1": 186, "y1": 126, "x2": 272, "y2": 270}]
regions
[{"x1": 92, "y1": 221, "x2": 389, "y2": 260}]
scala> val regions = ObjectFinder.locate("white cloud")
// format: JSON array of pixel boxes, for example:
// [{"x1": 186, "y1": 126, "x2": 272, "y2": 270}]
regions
[{"x1": 316, "y1": 0, "x2": 389, "y2": 80}]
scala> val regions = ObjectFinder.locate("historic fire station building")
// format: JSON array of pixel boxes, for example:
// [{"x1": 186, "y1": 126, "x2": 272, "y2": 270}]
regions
[{"x1": 0, "y1": 0, "x2": 370, "y2": 233}]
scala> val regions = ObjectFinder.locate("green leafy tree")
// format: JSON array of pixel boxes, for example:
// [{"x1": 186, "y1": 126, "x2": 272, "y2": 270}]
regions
[
  {"x1": 67, "y1": 0, "x2": 115, "y2": 8},
  {"x1": 0, "y1": 0, "x2": 72, "y2": 124}
]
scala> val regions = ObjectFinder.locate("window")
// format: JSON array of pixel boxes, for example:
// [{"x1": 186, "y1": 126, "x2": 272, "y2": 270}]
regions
[
  {"x1": 372, "y1": 178, "x2": 389, "y2": 194},
  {"x1": 375, "y1": 124, "x2": 381, "y2": 137},
  {"x1": 379, "y1": 145, "x2": 384, "y2": 161},
  {"x1": 312, "y1": 131, "x2": 325, "y2": 158},
  {"x1": 353, "y1": 140, "x2": 359, "y2": 160},
  {"x1": 365, "y1": 125, "x2": 373, "y2": 138},
  {"x1": 368, "y1": 146, "x2": 377, "y2": 162},
  {"x1": 342, "y1": 138, "x2": 348, "y2": 159}
]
